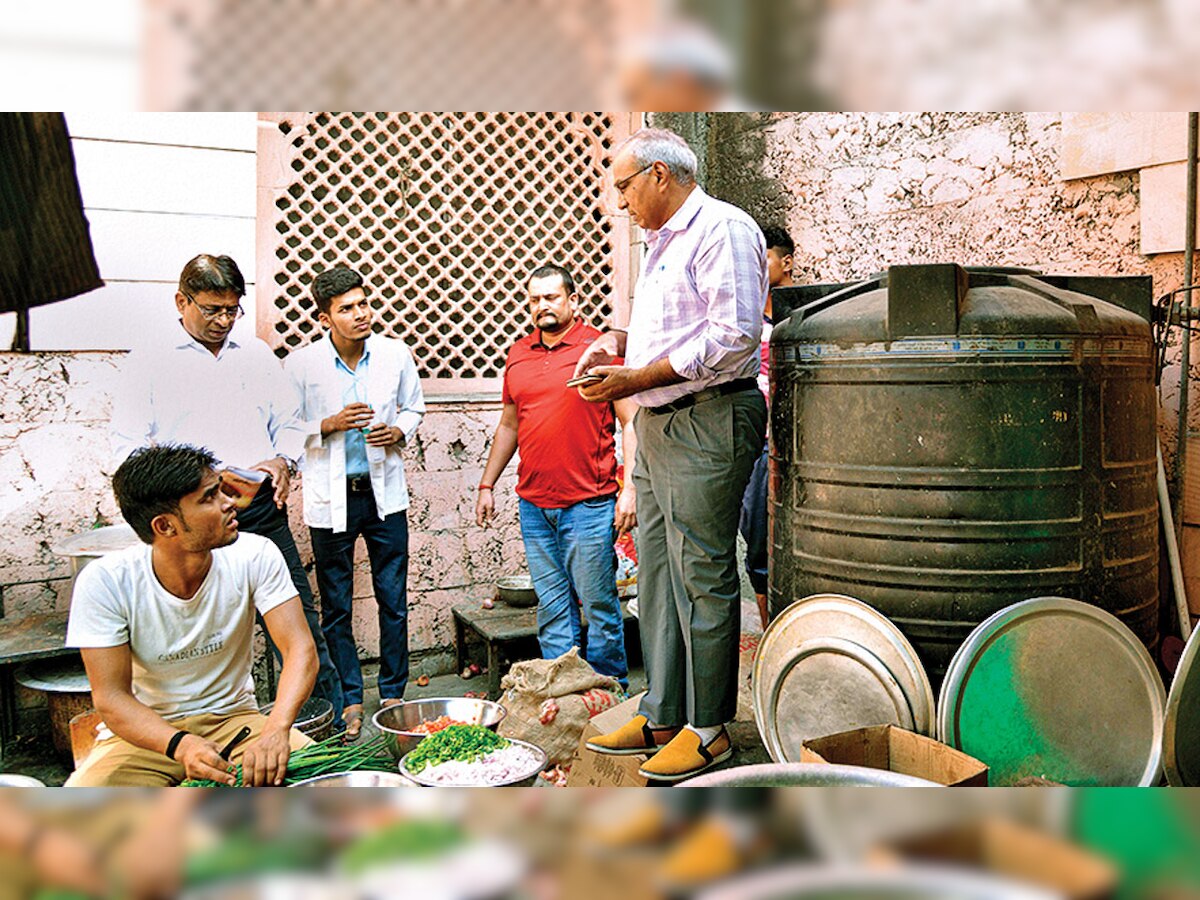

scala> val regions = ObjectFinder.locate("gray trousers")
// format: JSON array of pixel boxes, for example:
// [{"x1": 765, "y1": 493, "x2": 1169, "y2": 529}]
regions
[{"x1": 634, "y1": 388, "x2": 767, "y2": 727}]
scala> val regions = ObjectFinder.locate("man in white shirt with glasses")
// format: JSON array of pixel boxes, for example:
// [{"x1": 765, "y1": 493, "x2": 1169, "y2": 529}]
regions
[{"x1": 110, "y1": 253, "x2": 344, "y2": 721}]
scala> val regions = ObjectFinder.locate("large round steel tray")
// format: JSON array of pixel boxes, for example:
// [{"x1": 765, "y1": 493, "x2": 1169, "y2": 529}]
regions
[
  {"x1": 753, "y1": 594, "x2": 934, "y2": 762},
  {"x1": 938, "y1": 596, "x2": 1164, "y2": 786},
  {"x1": 680, "y1": 762, "x2": 939, "y2": 787},
  {"x1": 1163, "y1": 615, "x2": 1200, "y2": 785},
  {"x1": 697, "y1": 865, "x2": 1058, "y2": 900}
]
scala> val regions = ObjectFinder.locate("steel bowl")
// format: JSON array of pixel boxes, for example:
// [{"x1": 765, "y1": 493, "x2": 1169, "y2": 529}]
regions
[
  {"x1": 262, "y1": 696, "x2": 336, "y2": 742},
  {"x1": 289, "y1": 770, "x2": 417, "y2": 787},
  {"x1": 400, "y1": 737, "x2": 548, "y2": 787},
  {"x1": 496, "y1": 574, "x2": 538, "y2": 607},
  {"x1": 373, "y1": 697, "x2": 508, "y2": 760}
]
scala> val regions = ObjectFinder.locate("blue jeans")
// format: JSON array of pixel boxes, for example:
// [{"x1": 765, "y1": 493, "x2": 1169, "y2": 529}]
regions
[
  {"x1": 518, "y1": 495, "x2": 629, "y2": 688},
  {"x1": 738, "y1": 442, "x2": 770, "y2": 595},
  {"x1": 309, "y1": 492, "x2": 410, "y2": 707},
  {"x1": 238, "y1": 485, "x2": 344, "y2": 718}
]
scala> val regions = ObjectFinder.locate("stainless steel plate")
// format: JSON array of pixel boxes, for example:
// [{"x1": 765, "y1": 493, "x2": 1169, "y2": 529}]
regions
[
  {"x1": 753, "y1": 594, "x2": 935, "y2": 762},
  {"x1": 697, "y1": 866, "x2": 1058, "y2": 900},
  {"x1": 1164, "y1": 614, "x2": 1200, "y2": 785},
  {"x1": 938, "y1": 596, "x2": 1164, "y2": 786},
  {"x1": 680, "y1": 762, "x2": 940, "y2": 787},
  {"x1": 50, "y1": 523, "x2": 139, "y2": 557}
]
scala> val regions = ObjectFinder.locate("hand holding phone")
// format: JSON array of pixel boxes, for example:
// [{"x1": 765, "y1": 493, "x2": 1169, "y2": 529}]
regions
[{"x1": 566, "y1": 373, "x2": 604, "y2": 388}]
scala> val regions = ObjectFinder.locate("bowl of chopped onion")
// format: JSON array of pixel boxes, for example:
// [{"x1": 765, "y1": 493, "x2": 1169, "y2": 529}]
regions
[
  {"x1": 399, "y1": 725, "x2": 548, "y2": 787},
  {"x1": 373, "y1": 697, "x2": 507, "y2": 760}
]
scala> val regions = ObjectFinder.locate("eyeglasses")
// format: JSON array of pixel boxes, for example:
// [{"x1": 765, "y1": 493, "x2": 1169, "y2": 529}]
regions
[
  {"x1": 614, "y1": 163, "x2": 655, "y2": 194},
  {"x1": 184, "y1": 292, "x2": 244, "y2": 322}
]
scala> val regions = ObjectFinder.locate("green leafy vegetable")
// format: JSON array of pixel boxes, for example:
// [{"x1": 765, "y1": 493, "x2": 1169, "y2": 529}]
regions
[
  {"x1": 340, "y1": 819, "x2": 465, "y2": 875},
  {"x1": 180, "y1": 733, "x2": 395, "y2": 787},
  {"x1": 402, "y1": 724, "x2": 508, "y2": 774}
]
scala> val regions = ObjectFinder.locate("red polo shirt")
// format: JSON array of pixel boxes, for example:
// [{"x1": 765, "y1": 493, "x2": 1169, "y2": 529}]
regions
[{"x1": 502, "y1": 320, "x2": 619, "y2": 508}]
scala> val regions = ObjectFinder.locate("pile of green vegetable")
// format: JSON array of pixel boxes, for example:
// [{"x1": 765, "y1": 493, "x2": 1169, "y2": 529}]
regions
[
  {"x1": 402, "y1": 724, "x2": 508, "y2": 774},
  {"x1": 340, "y1": 818, "x2": 465, "y2": 875},
  {"x1": 180, "y1": 732, "x2": 396, "y2": 787}
]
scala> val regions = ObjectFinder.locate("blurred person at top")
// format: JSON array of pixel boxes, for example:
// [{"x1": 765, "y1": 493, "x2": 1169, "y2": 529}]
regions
[
  {"x1": 285, "y1": 266, "x2": 425, "y2": 741},
  {"x1": 740, "y1": 225, "x2": 794, "y2": 629},
  {"x1": 109, "y1": 253, "x2": 344, "y2": 721},
  {"x1": 475, "y1": 264, "x2": 635, "y2": 690},
  {"x1": 574, "y1": 127, "x2": 768, "y2": 781},
  {"x1": 617, "y1": 19, "x2": 747, "y2": 112}
]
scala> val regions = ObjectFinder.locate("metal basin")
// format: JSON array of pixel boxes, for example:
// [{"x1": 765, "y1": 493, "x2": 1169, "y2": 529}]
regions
[
  {"x1": 262, "y1": 696, "x2": 336, "y2": 742},
  {"x1": 50, "y1": 524, "x2": 140, "y2": 599},
  {"x1": 697, "y1": 865, "x2": 1057, "y2": 900},
  {"x1": 496, "y1": 574, "x2": 538, "y2": 607},
  {"x1": 680, "y1": 762, "x2": 941, "y2": 788},
  {"x1": 373, "y1": 697, "x2": 507, "y2": 760},
  {"x1": 400, "y1": 737, "x2": 547, "y2": 787},
  {"x1": 289, "y1": 770, "x2": 416, "y2": 787}
]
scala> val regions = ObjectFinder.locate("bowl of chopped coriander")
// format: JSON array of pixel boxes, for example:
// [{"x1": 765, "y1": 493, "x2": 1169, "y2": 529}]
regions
[{"x1": 399, "y1": 723, "x2": 548, "y2": 786}]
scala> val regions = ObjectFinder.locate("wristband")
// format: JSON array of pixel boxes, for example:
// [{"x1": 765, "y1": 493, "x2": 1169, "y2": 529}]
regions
[
  {"x1": 165, "y1": 730, "x2": 189, "y2": 760},
  {"x1": 478, "y1": 484, "x2": 494, "y2": 491}
]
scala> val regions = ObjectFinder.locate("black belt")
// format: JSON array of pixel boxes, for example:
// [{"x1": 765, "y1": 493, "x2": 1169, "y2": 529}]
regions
[
  {"x1": 645, "y1": 378, "x2": 758, "y2": 416},
  {"x1": 347, "y1": 475, "x2": 373, "y2": 494}
]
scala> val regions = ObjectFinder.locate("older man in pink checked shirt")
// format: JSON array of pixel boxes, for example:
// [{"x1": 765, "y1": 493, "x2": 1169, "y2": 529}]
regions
[{"x1": 573, "y1": 127, "x2": 767, "y2": 782}]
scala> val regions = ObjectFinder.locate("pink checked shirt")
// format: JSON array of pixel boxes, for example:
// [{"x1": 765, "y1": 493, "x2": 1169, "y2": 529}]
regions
[{"x1": 625, "y1": 186, "x2": 768, "y2": 409}]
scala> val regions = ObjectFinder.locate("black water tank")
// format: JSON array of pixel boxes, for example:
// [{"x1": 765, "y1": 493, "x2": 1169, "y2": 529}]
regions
[{"x1": 770, "y1": 264, "x2": 1158, "y2": 677}]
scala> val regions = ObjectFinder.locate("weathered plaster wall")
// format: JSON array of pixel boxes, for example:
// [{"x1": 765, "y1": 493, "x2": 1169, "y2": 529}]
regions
[
  {"x1": 688, "y1": 113, "x2": 1191, "y2": 468},
  {"x1": 0, "y1": 352, "x2": 523, "y2": 678}
]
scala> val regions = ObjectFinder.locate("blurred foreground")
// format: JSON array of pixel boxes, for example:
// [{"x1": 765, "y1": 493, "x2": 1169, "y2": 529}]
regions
[{"x1": 2, "y1": 788, "x2": 1199, "y2": 899}]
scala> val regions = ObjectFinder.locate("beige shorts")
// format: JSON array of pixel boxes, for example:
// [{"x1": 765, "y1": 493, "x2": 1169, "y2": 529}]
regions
[{"x1": 65, "y1": 710, "x2": 312, "y2": 787}]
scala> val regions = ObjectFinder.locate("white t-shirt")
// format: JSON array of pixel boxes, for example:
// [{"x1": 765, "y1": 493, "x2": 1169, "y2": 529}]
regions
[{"x1": 67, "y1": 533, "x2": 296, "y2": 739}]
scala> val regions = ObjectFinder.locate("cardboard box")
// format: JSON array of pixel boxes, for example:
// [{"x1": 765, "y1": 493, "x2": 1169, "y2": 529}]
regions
[
  {"x1": 800, "y1": 724, "x2": 989, "y2": 787},
  {"x1": 883, "y1": 818, "x2": 1118, "y2": 900},
  {"x1": 566, "y1": 693, "x2": 650, "y2": 787}
]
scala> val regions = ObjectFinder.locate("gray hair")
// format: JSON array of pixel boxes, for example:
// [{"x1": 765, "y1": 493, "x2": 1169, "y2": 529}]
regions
[{"x1": 615, "y1": 128, "x2": 698, "y2": 186}]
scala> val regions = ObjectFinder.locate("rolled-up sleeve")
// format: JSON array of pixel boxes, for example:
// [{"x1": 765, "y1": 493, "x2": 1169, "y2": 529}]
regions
[
  {"x1": 394, "y1": 344, "x2": 426, "y2": 442},
  {"x1": 666, "y1": 219, "x2": 766, "y2": 381}
]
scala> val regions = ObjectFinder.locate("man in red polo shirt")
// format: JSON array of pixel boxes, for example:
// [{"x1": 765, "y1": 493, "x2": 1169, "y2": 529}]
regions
[{"x1": 475, "y1": 264, "x2": 635, "y2": 688}]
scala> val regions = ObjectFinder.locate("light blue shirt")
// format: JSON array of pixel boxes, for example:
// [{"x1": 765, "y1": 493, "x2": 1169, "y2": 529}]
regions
[{"x1": 334, "y1": 347, "x2": 371, "y2": 477}]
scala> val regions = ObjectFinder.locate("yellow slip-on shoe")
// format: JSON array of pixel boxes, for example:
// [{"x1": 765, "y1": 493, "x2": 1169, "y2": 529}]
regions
[
  {"x1": 658, "y1": 817, "x2": 746, "y2": 891},
  {"x1": 585, "y1": 714, "x2": 681, "y2": 755},
  {"x1": 638, "y1": 727, "x2": 733, "y2": 782}
]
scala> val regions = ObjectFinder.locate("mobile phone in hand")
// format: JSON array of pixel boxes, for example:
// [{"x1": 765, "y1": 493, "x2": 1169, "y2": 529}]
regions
[{"x1": 566, "y1": 373, "x2": 604, "y2": 388}]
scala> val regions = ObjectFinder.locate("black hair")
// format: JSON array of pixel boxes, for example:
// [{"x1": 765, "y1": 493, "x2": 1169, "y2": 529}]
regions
[
  {"x1": 113, "y1": 444, "x2": 218, "y2": 543},
  {"x1": 760, "y1": 225, "x2": 795, "y2": 257},
  {"x1": 178, "y1": 254, "x2": 246, "y2": 299},
  {"x1": 526, "y1": 264, "x2": 576, "y2": 295},
  {"x1": 312, "y1": 266, "x2": 366, "y2": 315}
]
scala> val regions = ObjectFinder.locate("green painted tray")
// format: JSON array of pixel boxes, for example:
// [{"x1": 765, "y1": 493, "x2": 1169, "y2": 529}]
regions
[{"x1": 937, "y1": 596, "x2": 1163, "y2": 786}]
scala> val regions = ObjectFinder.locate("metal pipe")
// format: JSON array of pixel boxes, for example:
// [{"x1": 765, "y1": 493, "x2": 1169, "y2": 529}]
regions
[
  {"x1": 1160, "y1": 442, "x2": 1192, "y2": 640},
  {"x1": 1173, "y1": 112, "x2": 1199, "y2": 535}
]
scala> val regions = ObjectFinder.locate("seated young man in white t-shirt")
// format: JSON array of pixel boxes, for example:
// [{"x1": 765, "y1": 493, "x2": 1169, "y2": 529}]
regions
[{"x1": 66, "y1": 444, "x2": 319, "y2": 786}]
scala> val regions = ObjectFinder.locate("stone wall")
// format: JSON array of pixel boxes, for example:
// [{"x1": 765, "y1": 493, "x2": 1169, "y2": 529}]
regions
[
  {"x1": 689, "y1": 112, "x2": 1190, "y2": 465},
  {"x1": 0, "y1": 350, "x2": 522, "y2": 680}
]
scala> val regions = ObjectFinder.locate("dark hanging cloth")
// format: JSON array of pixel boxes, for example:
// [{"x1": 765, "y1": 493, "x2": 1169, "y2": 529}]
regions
[{"x1": 0, "y1": 113, "x2": 103, "y2": 323}]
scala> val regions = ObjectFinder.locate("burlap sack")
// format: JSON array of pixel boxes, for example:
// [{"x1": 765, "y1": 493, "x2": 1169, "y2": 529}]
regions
[{"x1": 497, "y1": 648, "x2": 622, "y2": 766}]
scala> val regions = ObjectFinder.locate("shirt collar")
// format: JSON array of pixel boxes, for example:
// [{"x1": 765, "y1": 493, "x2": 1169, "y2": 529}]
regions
[
  {"x1": 651, "y1": 185, "x2": 705, "y2": 239},
  {"x1": 175, "y1": 320, "x2": 239, "y2": 355},
  {"x1": 531, "y1": 318, "x2": 585, "y2": 350},
  {"x1": 328, "y1": 334, "x2": 372, "y2": 370}
]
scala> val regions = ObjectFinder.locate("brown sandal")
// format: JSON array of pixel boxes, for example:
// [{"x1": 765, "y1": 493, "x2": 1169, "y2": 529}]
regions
[{"x1": 342, "y1": 705, "x2": 364, "y2": 743}]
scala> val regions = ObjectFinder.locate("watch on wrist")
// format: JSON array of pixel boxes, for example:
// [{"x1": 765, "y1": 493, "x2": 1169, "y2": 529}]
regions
[{"x1": 277, "y1": 455, "x2": 297, "y2": 477}]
